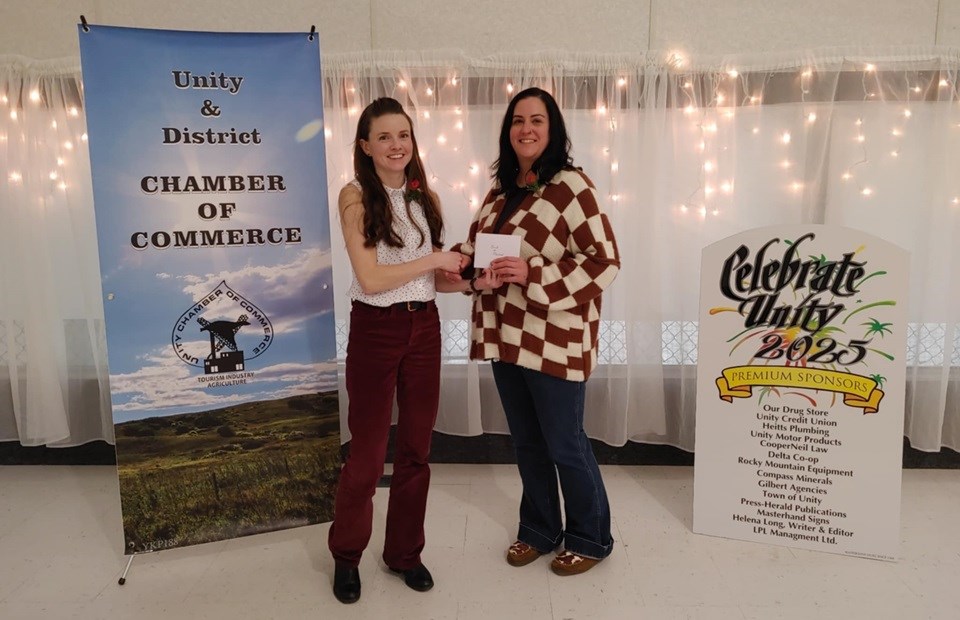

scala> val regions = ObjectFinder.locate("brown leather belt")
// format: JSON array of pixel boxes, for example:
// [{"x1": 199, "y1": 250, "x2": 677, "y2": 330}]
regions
[{"x1": 354, "y1": 300, "x2": 432, "y2": 312}]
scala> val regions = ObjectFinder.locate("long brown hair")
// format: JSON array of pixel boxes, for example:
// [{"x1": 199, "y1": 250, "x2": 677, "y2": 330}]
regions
[{"x1": 353, "y1": 97, "x2": 443, "y2": 249}]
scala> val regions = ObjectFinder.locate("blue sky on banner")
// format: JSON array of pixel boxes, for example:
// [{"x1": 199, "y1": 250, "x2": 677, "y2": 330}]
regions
[{"x1": 80, "y1": 26, "x2": 335, "y2": 423}]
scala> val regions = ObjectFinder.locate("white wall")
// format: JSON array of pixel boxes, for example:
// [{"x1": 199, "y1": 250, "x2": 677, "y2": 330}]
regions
[{"x1": 3, "y1": 0, "x2": 960, "y2": 61}]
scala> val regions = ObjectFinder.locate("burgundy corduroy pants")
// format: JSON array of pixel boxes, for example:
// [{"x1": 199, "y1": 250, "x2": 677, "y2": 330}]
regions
[{"x1": 328, "y1": 300, "x2": 441, "y2": 570}]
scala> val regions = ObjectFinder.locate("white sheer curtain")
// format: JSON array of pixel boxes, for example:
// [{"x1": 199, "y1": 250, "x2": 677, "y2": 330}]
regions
[
  {"x1": 0, "y1": 56, "x2": 112, "y2": 447},
  {"x1": 3, "y1": 49, "x2": 959, "y2": 451}
]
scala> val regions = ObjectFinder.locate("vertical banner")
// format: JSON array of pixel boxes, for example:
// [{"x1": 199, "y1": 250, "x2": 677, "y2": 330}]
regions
[
  {"x1": 79, "y1": 25, "x2": 339, "y2": 554},
  {"x1": 694, "y1": 226, "x2": 908, "y2": 560}
]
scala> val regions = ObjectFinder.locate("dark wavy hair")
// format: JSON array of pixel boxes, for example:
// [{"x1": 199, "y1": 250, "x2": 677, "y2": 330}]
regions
[
  {"x1": 491, "y1": 87, "x2": 574, "y2": 196},
  {"x1": 353, "y1": 97, "x2": 443, "y2": 249}
]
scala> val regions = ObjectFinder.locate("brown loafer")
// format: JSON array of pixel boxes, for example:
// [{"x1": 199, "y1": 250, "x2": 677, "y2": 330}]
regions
[
  {"x1": 550, "y1": 550, "x2": 601, "y2": 575},
  {"x1": 506, "y1": 541, "x2": 544, "y2": 567}
]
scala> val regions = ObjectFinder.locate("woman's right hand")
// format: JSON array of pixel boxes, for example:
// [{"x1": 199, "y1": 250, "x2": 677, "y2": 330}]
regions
[{"x1": 433, "y1": 251, "x2": 466, "y2": 274}]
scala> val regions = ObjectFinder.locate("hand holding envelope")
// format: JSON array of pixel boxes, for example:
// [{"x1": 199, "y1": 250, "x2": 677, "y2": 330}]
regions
[
  {"x1": 475, "y1": 233, "x2": 528, "y2": 286},
  {"x1": 474, "y1": 233, "x2": 521, "y2": 268}
]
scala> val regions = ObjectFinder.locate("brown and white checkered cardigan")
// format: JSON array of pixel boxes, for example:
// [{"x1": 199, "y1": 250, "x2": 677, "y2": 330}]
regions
[{"x1": 453, "y1": 168, "x2": 620, "y2": 382}]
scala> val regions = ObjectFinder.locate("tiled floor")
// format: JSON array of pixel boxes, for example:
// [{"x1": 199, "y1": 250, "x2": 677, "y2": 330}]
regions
[{"x1": 1, "y1": 464, "x2": 958, "y2": 619}]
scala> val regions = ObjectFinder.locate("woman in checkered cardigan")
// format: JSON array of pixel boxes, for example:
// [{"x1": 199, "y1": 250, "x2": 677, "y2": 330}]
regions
[{"x1": 452, "y1": 88, "x2": 621, "y2": 575}]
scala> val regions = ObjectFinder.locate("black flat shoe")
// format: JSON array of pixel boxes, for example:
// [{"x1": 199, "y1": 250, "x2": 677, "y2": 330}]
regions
[
  {"x1": 389, "y1": 563, "x2": 434, "y2": 592},
  {"x1": 333, "y1": 564, "x2": 361, "y2": 604}
]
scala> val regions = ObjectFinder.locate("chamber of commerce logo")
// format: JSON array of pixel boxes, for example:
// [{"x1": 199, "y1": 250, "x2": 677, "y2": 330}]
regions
[{"x1": 171, "y1": 281, "x2": 273, "y2": 374}]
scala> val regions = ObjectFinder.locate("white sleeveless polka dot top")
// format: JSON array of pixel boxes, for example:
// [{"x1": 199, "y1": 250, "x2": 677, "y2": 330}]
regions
[{"x1": 346, "y1": 180, "x2": 436, "y2": 306}]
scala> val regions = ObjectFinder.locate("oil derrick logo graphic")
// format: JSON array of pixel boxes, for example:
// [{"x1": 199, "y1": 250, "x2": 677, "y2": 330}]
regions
[
  {"x1": 198, "y1": 314, "x2": 250, "y2": 374},
  {"x1": 171, "y1": 281, "x2": 273, "y2": 374}
]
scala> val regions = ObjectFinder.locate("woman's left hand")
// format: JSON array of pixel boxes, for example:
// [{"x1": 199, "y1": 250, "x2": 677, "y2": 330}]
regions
[{"x1": 490, "y1": 256, "x2": 529, "y2": 285}]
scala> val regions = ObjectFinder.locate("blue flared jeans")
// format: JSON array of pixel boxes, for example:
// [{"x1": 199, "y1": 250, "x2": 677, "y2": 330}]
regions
[{"x1": 491, "y1": 361, "x2": 613, "y2": 560}]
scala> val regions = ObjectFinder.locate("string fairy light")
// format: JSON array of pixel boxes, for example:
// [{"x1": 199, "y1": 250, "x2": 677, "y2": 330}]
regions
[
  {"x1": 10, "y1": 62, "x2": 944, "y2": 247},
  {"x1": 667, "y1": 51, "x2": 686, "y2": 68}
]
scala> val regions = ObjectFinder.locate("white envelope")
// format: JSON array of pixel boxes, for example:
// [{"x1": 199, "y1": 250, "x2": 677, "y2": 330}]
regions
[{"x1": 473, "y1": 233, "x2": 521, "y2": 268}]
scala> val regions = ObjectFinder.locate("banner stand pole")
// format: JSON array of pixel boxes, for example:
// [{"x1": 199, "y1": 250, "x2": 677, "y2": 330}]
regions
[
  {"x1": 118, "y1": 555, "x2": 135, "y2": 585},
  {"x1": 118, "y1": 550, "x2": 158, "y2": 585}
]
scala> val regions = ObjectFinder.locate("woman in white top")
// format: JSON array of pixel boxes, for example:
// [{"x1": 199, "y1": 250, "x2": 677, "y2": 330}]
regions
[{"x1": 328, "y1": 97, "x2": 464, "y2": 604}]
